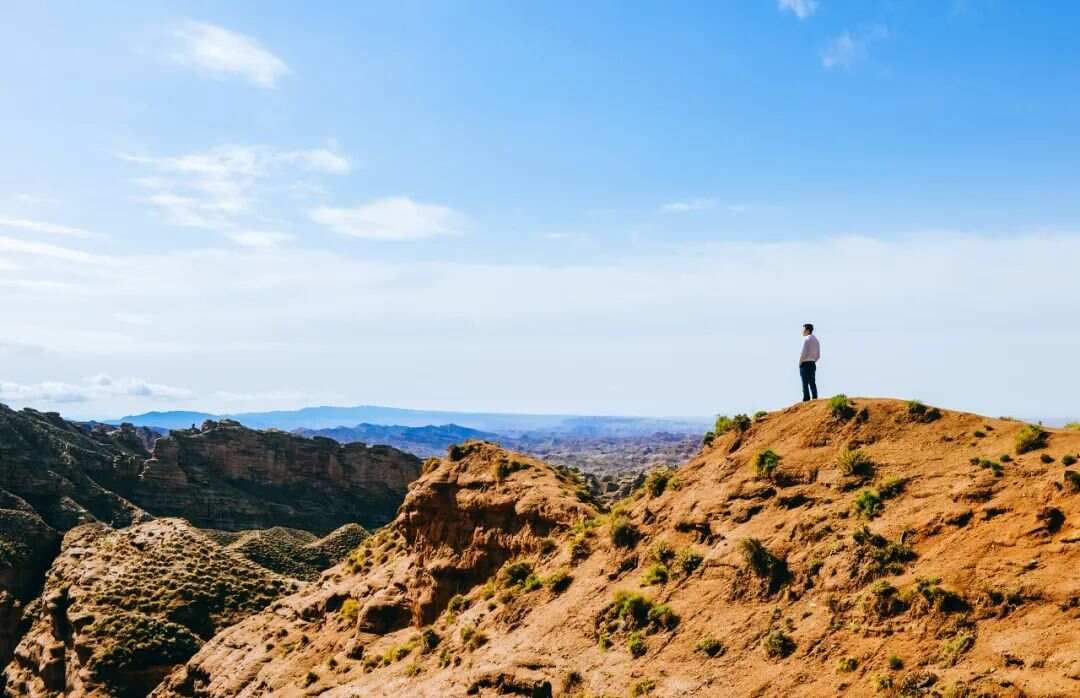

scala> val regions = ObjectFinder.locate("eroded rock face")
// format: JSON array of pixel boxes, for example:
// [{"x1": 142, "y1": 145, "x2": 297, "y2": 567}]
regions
[
  {"x1": 131, "y1": 420, "x2": 421, "y2": 534},
  {"x1": 152, "y1": 402, "x2": 1080, "y2": 698},
  {"x1": 4, "y1": 519, "x2": 297, "y2": 698}
]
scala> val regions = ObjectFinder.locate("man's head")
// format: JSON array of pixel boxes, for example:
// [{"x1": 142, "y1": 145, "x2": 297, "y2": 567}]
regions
[{"x1": 803, "y1": 323, "x2": 814, "y2": 336}]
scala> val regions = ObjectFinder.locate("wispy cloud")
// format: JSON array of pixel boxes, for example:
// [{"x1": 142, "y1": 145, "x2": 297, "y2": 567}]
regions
[
  {"x1": 822, "y1": 25, "x2": 889, "y2": 69},
  {"x1": 660, "y1": 198, "x2": 752, "y2": 214},
  {"x1": 170, "y1": 21, "x2": 290, "y2": 88},
  {"x1": 121, "y1": 144, "x2": 350, "y2": 232},
  {"x1": 0, "y1": 236, "x2": 110, "y2": 264},
  {"x1": 0, "y1": 216, "x2": 101, "y2": 239},
  {"x1": 0, "y1": 375, "x2": 192, "y2": 404},
  {"x1": 227, "y1": 231, "x2": 294, "y2": 249},
  {"x1": 778, "y1": 0, "x2": 819, "y2": 20},
  {"x1": 311, "y1": 197, "x2": 464, "y2": 241}
]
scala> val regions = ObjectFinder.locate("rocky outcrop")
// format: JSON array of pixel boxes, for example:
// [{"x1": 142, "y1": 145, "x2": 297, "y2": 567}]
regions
[
  {"x1": 130, "y1": 419, "x2": 421, "y2": 533},
  {"x1": 152, "y1": 401, "x2": 1080, "y2": 697},
  {"x1": 4, "y1": 519, "x2": 297, "y2": 697}
]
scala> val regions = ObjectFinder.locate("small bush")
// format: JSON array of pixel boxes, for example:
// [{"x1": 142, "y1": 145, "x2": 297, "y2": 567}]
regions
[
  {"x1": 739, "y1": 538, "x2": 789, "y2": 593},
  {"x1": 647, "y1": 603, "x2": 679, "y2": 630},
  {"x1": 1040, "y1": 453, "x2": 1055, "y2": 464},
  {"x1": 829, "y1": 394, "x2": 855, "y2": 420},
  {"x1": 610, "y1": 515, "x2": 640, "y2": 548},
  {"x1": 630, "y1": 678, "x2": 656, "y2": 696},
  {"x1": 627, "y1": 631, "x2": 647, "y2": 657},
  {"x1": 873, "y1": 674, "x2": 895, "y2": 691},
  {"x1": 1063, "y1": 454, "x2": 1077, "y2": 466},
  {"x1": 447, "y1": 594, "x2": 467, "y2": 614},
  {"x1": 1000, "y1": 454, "x2": 1012, "y2": 462},
  {"x1": 652, "y1": 540, "x2": 675, "y2": 564},
  {"x1": 420, "y1": 627, "x2": 440, "y2": 652},
  {"x1": 888, "y1": 655, "x2": 904, "y2": 670},
  {"x1": 973, "y1": 430, "x2": 986, "y2": 438},
  {"x1": 702, "y1": 431, "x2": 715, "y2": 447},
  {"x1": 696, "y1": 637, "x2": 725, "y2": 657},
  {"x1": 878, "y1": 477, "x2": 906, "y2": 500},
  {"x1": 500, "y1": 561, "x2": 534, "y2": 587},
  {"x1": 907, "y1": 400, "x2": 941, "y2": 422},
  {"x1": 755, "y1": 449, "x2": 782, "y2": 480},
  {"x1": 754, "y1": 410, "x2": 768, "y2": 421},
  {"x1": 940, "y1": 631, "x2": 975, "y2": 666},
  {"x1": 339, "y1": 598, "x2": 360, "y2": 622},
  {"x1": 853, "y1": 489, "x2": 883, "y2": 519},
  {"x1": 641, "y1": 563, "x2": 669, "y2": 586},
  {"x1": 838, "y1": 449, "x2": 874, "y2": 477},
  {"x1": 546, "y1": 570, "x2": 573, "y2": 593},
  {"x1": 763, "y1": 629, "x2": 795, "y2": 659},
  {"x1": 644, "y1": 467, "x2": 677, "y2": 497},
  {"x1": 675, "y1": 548, "x2": 703, "y2": 575},
  {"x1": 903, "y1": 576, "x2": 968, "y2": 614},
  {"x1": 522, "y1": 574, "x2": 542, "y2": 592},
  {"x1": 493, "y1": 458, "x2": 528, "y2": 480},
  {"x1": 837, "y1": 656, "x2": 858, "y2": 672},
  {"x1": 1015, "y1": 424, "x2": 1047, "y2": 453},
  {"x1": 1066, "y1": 470, "x2": 1080, "y2": 492}
]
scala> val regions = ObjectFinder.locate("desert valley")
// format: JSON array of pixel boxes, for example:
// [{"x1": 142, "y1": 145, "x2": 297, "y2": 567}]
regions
[{"x1": 1, "y1": 398, "x2": 1079, "y2": 696}]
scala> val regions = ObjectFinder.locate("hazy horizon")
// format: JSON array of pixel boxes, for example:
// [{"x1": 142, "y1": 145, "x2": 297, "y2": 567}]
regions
[{"x1": 2, "y1": 2, "x2": 1078, "y2": 421}]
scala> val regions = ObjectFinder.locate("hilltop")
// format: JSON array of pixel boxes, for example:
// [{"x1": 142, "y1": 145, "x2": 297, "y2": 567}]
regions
[{"x1": 153, "y1": 398, "x2": 1080, "y2": 697}]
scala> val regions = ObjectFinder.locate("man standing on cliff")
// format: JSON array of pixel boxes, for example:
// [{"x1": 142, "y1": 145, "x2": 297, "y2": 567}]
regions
[{"x1": 799, "y1": 323, "x2": 820, "y2": 402}]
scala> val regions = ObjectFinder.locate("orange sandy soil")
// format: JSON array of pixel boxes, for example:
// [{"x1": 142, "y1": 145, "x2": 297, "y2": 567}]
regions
[{"x1": 153, "y1": 399, "x2": 1080, "y2": 698}]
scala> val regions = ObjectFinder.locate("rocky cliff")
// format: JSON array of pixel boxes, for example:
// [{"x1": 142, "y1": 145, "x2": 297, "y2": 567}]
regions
[
  {"x1": 131, "y1": 419, "x2": 421, "y2": 533},
  {"x1": 152, "y1": 400, "x2": 1080, "y2": 697}
]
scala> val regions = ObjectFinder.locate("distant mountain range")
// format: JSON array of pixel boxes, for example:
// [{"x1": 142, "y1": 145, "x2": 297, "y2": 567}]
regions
[
  {"x1": 113, "y1": 404, "x2": 711, "y2": 436},
  {"x1": 294, "y1": 423, "x2": 495, "y2": 458}
]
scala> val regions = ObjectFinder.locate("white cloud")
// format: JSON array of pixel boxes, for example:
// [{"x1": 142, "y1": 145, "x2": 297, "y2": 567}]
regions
[
  {"x1": 171, "y1": 21, "x2": 290, "y2": 88},
  {"x1": 0, "y1": 236, "x2": 110, "y2": 264},
  {"x1": 311, "y1": 197, "x2": 464, "y2": 240},
  {"x1": 227, "y1": 231, "x2": 294, "y2": 248},
  {"x1": 0, "y1": 375, "x2": 192, "y2": 405},
  {"x1": 823, "y1": 25, "x2": 889, "y2": 69},
  {"x1": 660, "y1": 198, "x2": 717, "y2": 214},
  {"x1": 121, "y1": 144, "x2": 351, "y2": 230},
  {"x1": 0, "y1": 216, "x2": 101, "y2": 239},
  {"x1": 778, "y1": 0, "x2": 819, "y2": 20}
]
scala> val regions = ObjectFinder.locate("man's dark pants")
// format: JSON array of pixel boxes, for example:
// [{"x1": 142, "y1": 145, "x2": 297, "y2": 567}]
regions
[{"x1": 800, "y1": 361, "x2": 818, "y2": 402}]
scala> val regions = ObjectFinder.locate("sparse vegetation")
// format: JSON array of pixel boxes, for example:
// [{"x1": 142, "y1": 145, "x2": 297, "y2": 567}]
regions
[
  {"x1": 1065, "y1": 422, "x2": 1080, "y2": 431},
  {"x1": 838, "y1": 448, "x2": 874, "y2": 477},
  {"x1": 902, "y1": 576, "x2": 968, "y2": 615},
  {"x1": 1066, "y1": 470, "x2": 1080, "y2": 492},
  {"x1": 1063, "y1": 454, "x2": 1077, "y2": 466},
  {"x1": 755, "y1": 449, "x2": 783, "y2": 480},
  {"x1": 837, "y1": 656, "x2": 858, "y2": 672},
  {"x1": 641, "y1": 562, "x2": 669, "y2": 585},
  {"x1": 877, "y1": 477, "x2": 906, "y2": 499},
  {"x1": 675, "y1": 548, "x2": 703, "y2": 575},
  {"x1": 829, "y1": 394, "x2": 856, "y2": 420},
  {"x1": 695, "y1": 637, "x2": 725, "y2": 657},
  {"x1": 907, "y1": 400, "x2": 942, "y2": 422},
  {"x1": 763, "y1": 629, "x2": 795, "y2": 659},
  {"x1": 940, "y1": 631, "x2": 975, "y2": 666},
  {"x1": 739, "y1": 538, "x2": 790, "y2": 593},
  {"x1": 546, "y1": 570, "x2": 573, "y2": 593},
  {"x1": 853, "y1": 489, "x2": 883, "y2": 519},
  {"x1": 610, "y1": 514, "x2": 640, "y2": 548},
  {"x1": 493, "y1": 458, "x2": 528, "y2": 480},
  {"x1": 339, "y1": 598, "x2": 360, "y2": 622},
  {"x1": 652, "y1": 540, "x2": 675, "y2": 564},
  {"x1": 1015, "y1": 424, "x2": 1048, "y2": 453},
  {"x1": 644, "y1": 466, "x2": 677, "y2": 497},
  {"x1": 853, "y1": 526, "x2": 917, "y2": 579},
  {"x1": 754, "y1": 410, "x2": 768, "y2": 421},
  {"x1": 888, "y1": 655, "x2": 904, "y2": 670},
  {"x1": 630, "y1": 678, "x2": 656, "y2": 695},
  {"x1": 627, "y1": 631, "x2": 647, "y2": 657}
]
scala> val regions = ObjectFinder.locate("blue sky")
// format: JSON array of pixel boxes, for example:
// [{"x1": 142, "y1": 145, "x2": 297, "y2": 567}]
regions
[{"x1": 1, "y1": 0, "x2": 1078, "y2": 420}]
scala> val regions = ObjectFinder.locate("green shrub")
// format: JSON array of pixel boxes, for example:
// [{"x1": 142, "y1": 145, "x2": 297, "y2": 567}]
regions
[
  {"x1": 838, "y1": 448, "x2": 874, "y2": 477},
  {"x1": 755, "y1": 449, "x2": 782, "y2": 480},
  {"x1": 888, "y1": 655, "x2": 903, "y2": 670},
  {"x1": 907, "y1": 400, "x2": 941, "y2": 422},
  {"x1": 1015, "y1": 424, "x2": 1047, "y2": 453},
  {"x1": 630, "y1": 678, "x2": 656, "y2": 696},
  {"x1": 675, "y1": 548, "x2": 704, "y2": 575},
  {"x1": 903, "y1": 576, "x2": 968, "y2": 614},
  {"x1": 610, "y1": 515, "x2": 640, "y2": 548},
  {"x1": 872, "y1": 674, "x2": 895, "y2": 691},
  {"x1": 627, "y1": 631, "x2": 647, "y2": 657},
  {"x1": 1063, "y1": 454, "x2": 1077, "y2": 466},
  {"x1": 1040, "y1": 453, "x2": 1055, "y2": 464},
  {"x1": 696, "y1": 637, "x2": 725, "y2": 657},
  {"x1": 853, "y1": 489, "x2": 883, "y2": 519},
  {"x1": 652, "y1": 540, "x2": 675, "y2": 564},
  {"x1": 1065, "y1": 422, "x2": 1080, "y2": 431},
  {"x1": 493, "y1": 458, "x2": 528, "y2": 480},
  {"x1": 339, "y1": 598, "x2": 360, "y2": 622},
  {"x1": 702, "y1": 431, "x2": 715, "y2": 446},
  {"x1": 522, "y1": 574, "x2": 542, "y2": 592},
  {"x1": 1066, "y1": 470, "x2": 1080, "y2": 492},
  {"x1": 420, "y1": 627, "x2": 440, "y2": 652},
  {"x1": 738, "y1": 538, "x2": 789, "y2": 593},
  {"x1": 763, "y1": 629, "x2": 795, "y2": 659},
  {"x1": 500, "y1": 561, "x2": 533, "y2": 587},
  {"x1": 837, "y1": 656, "x2": 858, "y2": 672},
  {"x1": 546, "y1": 570, "x2": 573, "y2": 593},
  {"x1": 612, "y1": 591, "x2": 653, "y2": 628},
  {"x1": 973, "y1": 430, "x2": 986, "y2": 438},
  {"x1": 641, "y1": 563, "x2": 669, "y2": 586},
  {"x1": 647, "y1": 603, "x2": 679, "y2": 630},
  {"x1": 754, "y1": 410, "x2": 768, "y2": 421},
  {"x1": 644, "y1": 467, "x2": 677, "y2": 497},
  {"x1": 829, "y1": 394, "x2": 855, "y2": 420},
  {"x1": 878, "y1": 477, "x2": 906, "y2": 499},
  {"x1": 940, "y1": 631, "x2": 975, "y2": 666},
  {"x1": 714, "y1": 415, "x2": 735, "y2": 434},
  {"x1": 1000, "y1": 454, "x2": 1012, "y2": 462}
]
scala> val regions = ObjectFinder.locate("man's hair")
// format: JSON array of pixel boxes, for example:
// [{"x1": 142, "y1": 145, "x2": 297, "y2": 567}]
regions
[{"x1": 803, "y1": 323, "x2": 814, "y2": 333}]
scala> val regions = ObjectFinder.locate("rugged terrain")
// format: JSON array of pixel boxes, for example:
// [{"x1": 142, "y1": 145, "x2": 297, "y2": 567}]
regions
[
  {"x1": 0, "y1": 404, "x2": 421, "y2": 694},
  {"x1": 151, "y1": 399, "x2": 1080, "y2": 697}
]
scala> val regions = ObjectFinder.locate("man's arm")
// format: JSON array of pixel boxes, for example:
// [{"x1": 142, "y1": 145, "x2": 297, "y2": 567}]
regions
[{"x1": 799, "y1": 338, "x2": 810, "y2": 364}]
